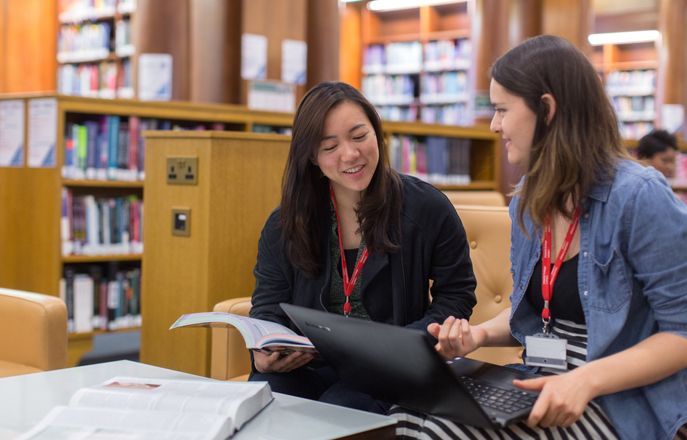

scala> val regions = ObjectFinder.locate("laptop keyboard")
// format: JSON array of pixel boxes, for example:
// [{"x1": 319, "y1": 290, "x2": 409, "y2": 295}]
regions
[{"x1": 459, "y1": 376, "x2": 537, "y2": 414}]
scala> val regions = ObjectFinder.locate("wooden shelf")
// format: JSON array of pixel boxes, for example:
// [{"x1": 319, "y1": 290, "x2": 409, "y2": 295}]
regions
[
  {"x1": 63, "y1": 179, "x2": 144, "y2": 189},
  {"x1": 62, "y1": 254, "x2": 143, "y2": 264}
]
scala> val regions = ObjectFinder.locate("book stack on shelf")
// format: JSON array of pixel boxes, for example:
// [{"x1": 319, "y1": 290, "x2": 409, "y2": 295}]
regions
[
  {"x1": 359, "y1": 3, "x2": 473, "y2": 126},
  {"x1": 389, "y1": 135, "x2": 471, "y2": 185},
  {"x1": 57, "y1": 0, "x2": 136, "y2": 99},
  {"x1": 591, "y1": 41, "x2": 658, "y2": 140}
]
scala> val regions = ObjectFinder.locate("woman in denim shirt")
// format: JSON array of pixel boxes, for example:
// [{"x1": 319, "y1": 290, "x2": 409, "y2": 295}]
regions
[{"x1": 391, "y1": 35, "x2": 687, "y2": 440}]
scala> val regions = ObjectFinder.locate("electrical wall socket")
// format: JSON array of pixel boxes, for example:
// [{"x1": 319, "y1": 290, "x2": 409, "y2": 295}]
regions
[{"x1": 167, "y1": 157, "x2": 198, "y2": 185}]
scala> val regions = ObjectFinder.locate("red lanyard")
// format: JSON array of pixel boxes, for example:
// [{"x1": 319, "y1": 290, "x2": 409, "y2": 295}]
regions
[
  {"x1": 541, "y1": 208, "x2": 581, "y2": 330},
  {"x1": 330, "y1": 185, "x2": 369, "y2": 316}
]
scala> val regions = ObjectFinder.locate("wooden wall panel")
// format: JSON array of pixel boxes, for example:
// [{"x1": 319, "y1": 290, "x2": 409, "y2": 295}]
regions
[
  {"x1": 134, "y1": 0, "x2": 191, "y2": 100},
  {"x1": 240, "y1": 0, "x2": 308, "y2": 105},
  {"x1": 189, "y1": 0, "x2": 242, "y2": 103},
  {"x1": 657, "y1": 0, "x2": 687, "y2": 115},
  {"x1": 542, "y1": 0, "x2": 592, "y2": 53},
  {"x1": 307, "y1": 0, "x2": 339, "y2": 89},
  {"x1": 1, "y1": 0, "x2": 56, "y2": 93}
]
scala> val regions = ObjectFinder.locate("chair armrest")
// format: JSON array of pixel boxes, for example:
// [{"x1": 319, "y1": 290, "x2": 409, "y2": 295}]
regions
[
  {"x1": 0, "y1": 288, "x2": 67, "y2": 375},
  {"x1": 210, "y1": 297, "x2": 253, "y2": 381}
]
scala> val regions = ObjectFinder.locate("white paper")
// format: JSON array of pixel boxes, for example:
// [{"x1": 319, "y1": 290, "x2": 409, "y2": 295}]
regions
[
  {"x1": 661, "y1": 104, "x2": 684, "y2": 134},
  {"x1": 138, "y1": 53, "x2": 173, "y2": 101},
  {"x1": 27, "y1": 98, "x2": 57, "y2": 168},
  {"x1": 0, "y1": 100, "x2": 25, "y2": 167},
  {"x1": 247, "y1": 80, "x2": 295, "y2": 113},
  {"x1": 282, "y1": 39, "x2": 307, "y2": 85},
  {"x1": 241, "y1": 34, "x2": 268, "y2": 80}
]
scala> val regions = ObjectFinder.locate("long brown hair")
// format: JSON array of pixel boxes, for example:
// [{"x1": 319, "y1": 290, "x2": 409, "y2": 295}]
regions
[
  {"x1": 280, "y1": 81, "x2": 402, "y2": 277},
  {"x1": 491, "y1": 35, "x2": 628, "y2": 228}
]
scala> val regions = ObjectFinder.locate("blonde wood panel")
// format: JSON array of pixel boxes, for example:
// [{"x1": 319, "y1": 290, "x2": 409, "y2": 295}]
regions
[
  {"x1": 471, "y1": 0, "x2": 510, "y2": 93},
  {"x1": 141, "y1": 131, "x2": 290, "y2": 376},
  {"x1": 0, "y1": 168, "x2": 61, "y2": 296},
  {"x1": 3, "y1": 0, "x2": 56, "y2": 93}
]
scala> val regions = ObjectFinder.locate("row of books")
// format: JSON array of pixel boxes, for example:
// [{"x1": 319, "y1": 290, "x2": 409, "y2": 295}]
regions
[
  {"x1": 605, "y1": 69, "x2": 656, "y2": 96},
  {"x1": 363, "y1": 39, "x2": 471, "y2": 74},
  {"x1": 61, "y1": 190, "x2": 143, "y2": 257},
  {"x1": 59, "y1": 0, "x2": 118, "y2": 23},
  {"x1": 362, "y1": 74, "x2": 416, "y2": 106},
  {"x1": 363, "y1": 42, "x2": 423, "y2": 74},
  {"x1": 612, "y1": 95, "x2": 655, "y2": 121},
  {"x1": 114, "y1": 19, "x2": 132, "y2": 51},
  {"x1": 63, "y1": 115, "x2": 149, "y2": 180},
  {"x1": 620, "y1": 121, "x2": 654, "y2": 140},
  {"x1": 389, "y1": 135, "x2": 472, "y2": 185},
  {"x1": 421, "y1": 103, "x2": 473, "y2": 126},
  {"x1": 420, "y1": 71, "x2": 470, "y2": 102},
  {"x1": 58, "y1": 23, "x2": 112, "y2": 62},
  {"x1": 60, "y1": 265, "x2": 141, "y2": 333},
  {"x1": 376, "y1": 105, "x2": 419, "y2": 122},
  {"x1": 423, "y1": 39, "x2": 471, "y2": 71},
  {"x1": 58, "y1": 61, "x2": 119, "y2": 98}
]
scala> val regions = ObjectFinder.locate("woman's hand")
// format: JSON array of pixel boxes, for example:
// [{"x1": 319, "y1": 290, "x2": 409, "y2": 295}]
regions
[
  {"x1": 427, "y1": 316, "x2": 486, "y2": 359},
  {"x1": 514, "y1": 368, "x2": 597, "y2": 428},
  {"x1": 253, "y1": 349, "x2": 314, "y2": 373}
]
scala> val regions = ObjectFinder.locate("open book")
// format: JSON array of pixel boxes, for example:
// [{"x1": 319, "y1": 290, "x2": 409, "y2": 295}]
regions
[
  {"x1": 18, "y1": 376, "x2": 273, "y2": 440},
  {"x1": 170, "y1": 311, "x2": 315, "y2": 354}
]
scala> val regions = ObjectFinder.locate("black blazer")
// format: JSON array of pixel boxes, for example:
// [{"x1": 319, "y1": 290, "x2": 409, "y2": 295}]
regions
[{"x1": 250, "y1": 174, "x2": 476, "y2": 332}]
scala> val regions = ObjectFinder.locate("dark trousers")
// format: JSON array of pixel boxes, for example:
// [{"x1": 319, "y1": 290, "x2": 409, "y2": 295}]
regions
[{"x1": 249, "y1": 364, "x2": 391, "y2": 415}]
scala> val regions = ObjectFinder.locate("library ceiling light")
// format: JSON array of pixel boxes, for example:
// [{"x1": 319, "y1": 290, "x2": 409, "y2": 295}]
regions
[
  {"x1": 366, "y1": 0, "x2": 466, "y2": 12},
  {"x1": 587, "y1": 30, "x2": 660, "y2": 46}
]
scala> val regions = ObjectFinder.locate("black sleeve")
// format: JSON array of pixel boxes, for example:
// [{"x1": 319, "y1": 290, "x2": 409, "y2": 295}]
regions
[
  {"x1": 407, "y1": 193, "x2": 476, "y2": 331},
  {"x1": 249, "y1": 210, "x2": 293, "y2": 328}
]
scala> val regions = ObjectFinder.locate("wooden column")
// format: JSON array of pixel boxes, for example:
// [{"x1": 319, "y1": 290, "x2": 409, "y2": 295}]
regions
[
  {"x1": 657, "y1": 0, "x2": 687, "y2": 131},
  {"x1": 339, "y1": 2, "x2": 363, "y2": 89},
  {"x1": 471, "y1": 0, "x2": 510, "y2": 104},
  {"x1": 134, "y1": 0, "x2": 191, "y2": 100},
  {"x1": 189, "y1": 0, "x2": 241, "y2": 103},
  {"x1": 307, "y1": 0, "x2": 339, "y2": 89},
  {"x1": 542, "y1": 0, "x2": 593, "y2": 54},
  {"x1": 0, "y1": 0, "x2": 56, "y2": 93}
]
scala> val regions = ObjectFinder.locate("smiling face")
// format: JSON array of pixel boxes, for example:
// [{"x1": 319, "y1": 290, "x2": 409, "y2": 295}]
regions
[
  {"x1": 315, "y1": 101, "x2": 380, "y2": 205},
  {"x1": 489, "y1": 79, "x2": 538, "y2": 168}
]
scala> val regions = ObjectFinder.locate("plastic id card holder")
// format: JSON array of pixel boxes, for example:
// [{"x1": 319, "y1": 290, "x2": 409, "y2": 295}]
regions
[{"x1": 525, "y1": 334, "x2": 567, "y2": 370}]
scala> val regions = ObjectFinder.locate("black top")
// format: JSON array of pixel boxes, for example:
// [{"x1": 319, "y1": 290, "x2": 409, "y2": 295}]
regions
[
  {"x1": 250, "y1": 174, "x2": 477, "y2": 332},
  {"x1": 525, "y1": 254, "x2": 585, "y2": 323}
]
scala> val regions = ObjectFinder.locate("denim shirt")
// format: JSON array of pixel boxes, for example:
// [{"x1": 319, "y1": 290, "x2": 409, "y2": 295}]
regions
[{"x1": 508, "y1": 160, "x2": 687, "y2": 440}]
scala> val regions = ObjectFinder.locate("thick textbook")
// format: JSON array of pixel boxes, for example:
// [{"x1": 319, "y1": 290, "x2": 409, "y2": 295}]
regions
[
  {"x1": 18, "y1": 376, "x2": 273, "y2": 440},
  {"x1": 170, "y1": 311, "x2": 315, "y2": 354}
]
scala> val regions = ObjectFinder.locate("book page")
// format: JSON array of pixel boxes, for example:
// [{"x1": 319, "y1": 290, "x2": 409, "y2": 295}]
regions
[
  {"x1": 17, "y1": 406, "x2": 230, "y2": 440},
  {"x1": 170, "y1": 312, "x2": 302, "y2": 349}
]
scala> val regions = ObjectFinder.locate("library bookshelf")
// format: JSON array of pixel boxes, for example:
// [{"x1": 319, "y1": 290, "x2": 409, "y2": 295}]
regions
[
  {"x1": 349, "y1": 2, "x2": 474, "y2": 125},
  {"x1": 57, "y1": 0, "x2": 138, "y2": 99},
  {"x1": 591, "y1": 42, "x2": 658, "y2": 140},
  {"x1": 0, "y1": 93, "x2": 292, "y2": 365},
  {"x1": 0, "y1": 92, "x2": 500, "y2": 368}
]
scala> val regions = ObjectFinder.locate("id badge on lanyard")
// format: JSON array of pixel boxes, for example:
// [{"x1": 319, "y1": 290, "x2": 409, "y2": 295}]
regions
[{"x1": 524, "y1": 208, "x2": 580, "y2": 371}]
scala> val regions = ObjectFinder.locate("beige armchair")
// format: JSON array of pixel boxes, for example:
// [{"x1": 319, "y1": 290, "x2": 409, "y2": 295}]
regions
[
  {"x1": 454, "y1": 205, "x2": 523, "y2": 366},
  {"x1": 0, "y1": 288, "x2": 68, "y2": 377},
  {"x1": 443, "y1": 190, "x2": 506, "y2": 207},
  {"x1": 211, "y1": 205, "x2": 520, "y2": 380}
]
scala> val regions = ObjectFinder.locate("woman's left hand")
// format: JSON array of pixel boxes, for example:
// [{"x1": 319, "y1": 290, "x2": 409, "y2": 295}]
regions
[{"x1": 513, "y1": 369, "x2": 597, "y2": 428}]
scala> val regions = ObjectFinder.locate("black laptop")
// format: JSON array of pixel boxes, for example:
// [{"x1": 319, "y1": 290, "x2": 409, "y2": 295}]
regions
[{"x1": 280, "y1": 303, "x2": 539, "y2": 428}]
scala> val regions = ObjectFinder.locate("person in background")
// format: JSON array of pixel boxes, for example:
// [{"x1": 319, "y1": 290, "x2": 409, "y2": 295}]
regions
[
  {"x1": 390, "y1": 35, "x2": 687, "y2": 440},
  {"x1": 637, "y1": 129, "x2": 678, "y2": 179},
  {"x1": 248, "y1": 81, "x2": 477, "y2": 414}
]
